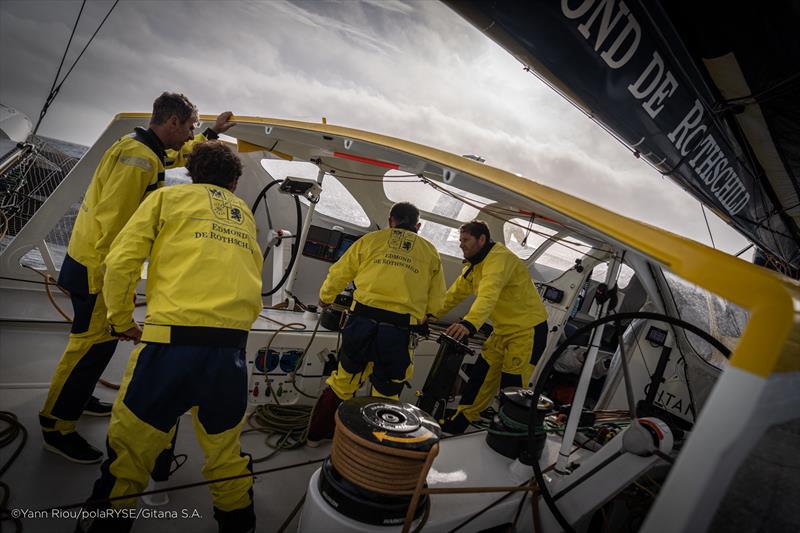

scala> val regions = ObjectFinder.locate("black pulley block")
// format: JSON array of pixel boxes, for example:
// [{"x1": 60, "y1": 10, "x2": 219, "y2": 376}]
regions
[
  {"x1": 320, "y1": 289, "x2": 354, "y2": 331},
  {"x1": 320, "y1": 307, "x2": 344, "y2": 331}
]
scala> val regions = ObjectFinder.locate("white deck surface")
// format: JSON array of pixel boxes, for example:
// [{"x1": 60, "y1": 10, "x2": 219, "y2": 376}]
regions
[
  {"x1": 0, "y1": 285, "x2": 329, "y2": 532},
  {"x1": 1, "y1": 386, "x2": 330, "y2": 533}
]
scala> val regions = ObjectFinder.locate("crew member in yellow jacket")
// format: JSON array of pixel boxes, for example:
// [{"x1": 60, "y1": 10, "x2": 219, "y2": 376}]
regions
[
  {"x1": 307, "y1": 202, "x2": 446, "y2": 446},
  {"x1": 40, "y1": 92, "x2": 235, "y2": 464},
  {"x1": 436, "y1": 220, "x2": 549, "y2": 434},
  {"x1": 78, "y1": 141, "x2": 262, "y2": 533}
]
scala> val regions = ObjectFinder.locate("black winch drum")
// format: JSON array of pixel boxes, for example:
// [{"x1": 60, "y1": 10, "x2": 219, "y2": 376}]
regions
[
  {"x1": 318, "y1": 458, "x2": 428, "y2": 526},
  {"x1": 486, "y1": 387, "x2": 554, "y2": 463},
  {"x1": 320, "y1": 397, "x2": 441, "y2": 525}
]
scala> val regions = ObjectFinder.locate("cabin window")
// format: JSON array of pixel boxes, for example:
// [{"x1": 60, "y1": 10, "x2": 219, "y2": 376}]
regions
[
  {"x1": 503, "y1": 218, "x2": 558, "y2": 260},
  {"x1": 418, "y1": 219, "x2": 462, "y2": 258},
  {"x1": 383, "y1": 171, "x2": 492, "y2": 222},
  {"x1": 591, "y1": 262, "x2": 635, "y2": 288},
  {"x1": 663, "y1": 271, "x2": 747, "y2": 369},
  {"x1": 260, "y1": 160, "x2": 370, "y2": 227},
  {"x1": 535, "y1": 236, "x2": 595, "y2": 282}
]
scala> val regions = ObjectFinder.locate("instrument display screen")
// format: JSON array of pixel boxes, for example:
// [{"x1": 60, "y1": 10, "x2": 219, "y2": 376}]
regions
[
  {"x1": 303, "y1": 225, "x2": 361, "y2": 263},
  {"x1": 646, "y1": 326, "x2": 668, "y2": 346},
  {"x1": 542, "y1": 285, "x2": 564, "y2": 303}
]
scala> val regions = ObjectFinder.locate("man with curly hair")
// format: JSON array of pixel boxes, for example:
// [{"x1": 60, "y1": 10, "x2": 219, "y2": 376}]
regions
[
  {"x1": 79, "y1": 141, "x2": 262, "y2": 533},
  {"x1": 41, "y1": 92, "x2": 236, "y2": 464}
]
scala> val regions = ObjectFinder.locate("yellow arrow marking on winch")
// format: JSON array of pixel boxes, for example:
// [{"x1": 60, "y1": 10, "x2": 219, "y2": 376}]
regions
[{"x1": 373, "y1": 430, "x2": 433, "y2": 443}]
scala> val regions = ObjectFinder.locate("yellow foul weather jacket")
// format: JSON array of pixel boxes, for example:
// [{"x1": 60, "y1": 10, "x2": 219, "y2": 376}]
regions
[
  {"x1": 67, "y1": 128, "x2": 211, "y2": 294},
  {"x1": 103, "y1": 184, "x2": 263, "y2": 339},
  {"x1": 437, "y1": 242, "x2": 547, "y2": 335},
  {"x1": 319, "y1": 227, "x2": 446, "y2": 324}
]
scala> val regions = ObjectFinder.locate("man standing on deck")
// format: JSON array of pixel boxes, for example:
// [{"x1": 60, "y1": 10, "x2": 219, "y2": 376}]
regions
[
  {"x1": 307, "y1": 202, "x2": 447, "y2": 446},
  {"x1": 434, "y1": 220, "x2": 549, "y2": 434},
  {"x1": 40, "y1": 92, "x2": 236, "y2": 463},
  {"x1": 79, "y1": 141, "x2": 262, "y2": 533}
]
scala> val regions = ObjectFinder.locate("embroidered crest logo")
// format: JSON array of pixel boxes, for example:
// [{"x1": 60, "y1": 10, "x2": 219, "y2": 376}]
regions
[
  {"x1": 388, "y1": 229, "x2": 416, "y2": 252},
  {"x1": 207, "y1": 187, "x2": 244, "y2": 225}
]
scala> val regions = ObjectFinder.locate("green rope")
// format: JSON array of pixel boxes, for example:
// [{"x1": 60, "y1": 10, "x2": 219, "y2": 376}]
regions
[
  {"x1": 486, "y1": 405, "x2": 544, "y2": 437},
  {"x1": 469, "y1": 403, "x2": 634, "y2": 443},
  {"x1": 245, "y1": 404, "x2": 313, "y2": 462},
  {"x1": 498, "y1": 407, "x2": 529, "y2": 433}
]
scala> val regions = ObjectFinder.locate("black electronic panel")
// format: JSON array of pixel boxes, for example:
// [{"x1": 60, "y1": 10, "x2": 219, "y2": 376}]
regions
[
  {"x1": 645, "y1": 326, "x2": 668, "y2": 346},
  {"x1": 307, "y1": 225, "x2": 341, "y2": 247},
  {"x1": 542, "y1": 285, "x2": 564, "y2": 303},
  {"x1": 334, "y1": 235, "x2": 357, "y2": 261},
  {"x1": 303, "y1": 225, "x2": 361, "y2": 262}
]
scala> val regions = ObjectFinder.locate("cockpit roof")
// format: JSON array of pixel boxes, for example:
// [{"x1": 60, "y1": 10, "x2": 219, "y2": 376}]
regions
[{"x1": 111, "y1": 112, "x2": 799, "y2": 379}]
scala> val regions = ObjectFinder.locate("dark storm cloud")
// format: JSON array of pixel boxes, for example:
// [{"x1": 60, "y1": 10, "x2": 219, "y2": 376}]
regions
[{"x1": 0, "y1": 0, "x2": 747, "y2": 253}]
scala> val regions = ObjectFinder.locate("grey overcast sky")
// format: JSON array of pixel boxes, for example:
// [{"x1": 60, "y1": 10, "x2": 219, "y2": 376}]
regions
[{"x1": 0, "y1": 0, "x2": 749, "y2": 255}]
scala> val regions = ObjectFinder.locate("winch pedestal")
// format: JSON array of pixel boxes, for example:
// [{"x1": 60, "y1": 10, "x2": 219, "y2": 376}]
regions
[
  {"x1": 416, "y1": 333, "x2": 473, "y2": 422},
  {"x1": 301, "y1": 397, "x2": 440, "y2": 529}
]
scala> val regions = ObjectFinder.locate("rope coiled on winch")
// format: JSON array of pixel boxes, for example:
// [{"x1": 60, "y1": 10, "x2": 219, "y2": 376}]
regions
[{"x1": 331, "y1": 410, "x2": 438, "y2": 496}]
